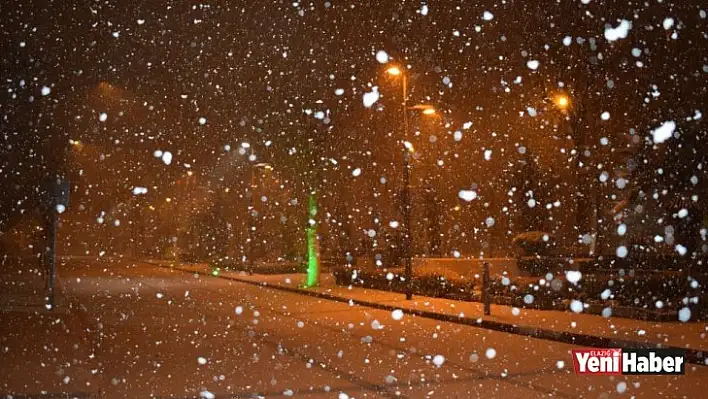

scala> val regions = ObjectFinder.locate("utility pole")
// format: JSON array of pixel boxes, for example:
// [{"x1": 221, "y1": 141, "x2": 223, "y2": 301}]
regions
[
  {"x1": 383, "y1": 66, "x2": 438, "y2": 300},
  {"x1": 397, "y1": 71, "x2": 413, "y2": 300},
  {"x1": 41, "y1": 175, "x2": 69, "y2": 310},
  {"x1": 247, "y1": 165, "x2": 256, "y2": 274}
]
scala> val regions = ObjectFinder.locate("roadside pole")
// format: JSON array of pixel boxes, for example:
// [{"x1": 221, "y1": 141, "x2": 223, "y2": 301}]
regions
[
  {"x1": 482, "y1": 262, "x2": 491, "y2": 316},
  {"x1": 46, "y1": 211, "x2": 57, "y2": 309},
  {"x1": 42, "y1": 175, "x2": 69, "y2": 310}
]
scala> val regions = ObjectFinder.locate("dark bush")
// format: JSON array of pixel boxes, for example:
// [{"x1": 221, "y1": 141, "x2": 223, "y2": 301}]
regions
[
  {"x1": 332, "y1": 266, "x2": 706, "y2": 320},
  {"x1": 178, "y1": 251, "x2": 204, "y2": 263},
  {"x1": 512, "y1": 232, "x2": 554, "y2": 256},
  {"x1": 516, "y1": 256, "x2": 566, "y2": 276},
  {"x1": 331, "y1": 266, "x2": 475, "y2": 300},
  {"x1": 209, "y1": 257, "x2": 306, "y2": 274},
  {"x1": 497, "y1": 271, "x2": 706, "y2": 319}
]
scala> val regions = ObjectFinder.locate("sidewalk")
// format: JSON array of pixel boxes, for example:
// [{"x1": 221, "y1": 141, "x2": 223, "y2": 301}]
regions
[
  {"x1": 0, "y1": 257, "x2": 100, "y2": 397},
  {"x1": 155, "y1": 261, "x2": 708, "y2": 365}
]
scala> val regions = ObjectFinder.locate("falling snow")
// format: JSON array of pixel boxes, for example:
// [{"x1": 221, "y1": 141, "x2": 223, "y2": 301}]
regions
[
  {"x1": 391, "y1": 309, "x2": 404, "y2": 320},
  {"x1": 604, "y1": 20, "x2": 632, "y2": 41},
  {"x1": 362, "y1": 88, "x2": 380, "y2": 108},
  {"x1": 2, "y1": 2, "x2": 706, "y2": 396},
  {"x1": 663, "y1": 18, "x2": 675, "y2": 30},
  {"x1": 651, "y1": 121, "x2": 676, "y2": 143},
  {"x1": 485, "y1": 348, "x2": 497, "y2": 359},
  {"x1": 161, "y1": 151, "x2": 173, "y2": 165},
  {"x1": 375, "y1": 50, "x2": 389, "y2": 64},
  {"x1": 570, "y1": 300, "x2": 584, "y2": 313}
]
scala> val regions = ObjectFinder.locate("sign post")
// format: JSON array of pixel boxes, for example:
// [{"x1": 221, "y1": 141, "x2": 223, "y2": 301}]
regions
[{"x1": 41, "y1": 176, "x2": 69, "y2": 310}]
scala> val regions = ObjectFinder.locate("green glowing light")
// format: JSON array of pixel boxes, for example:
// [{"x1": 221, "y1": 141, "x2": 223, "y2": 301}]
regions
[
  {"x1": 211, "y1": 268, "x2": 220, "y2": 276},
  {"x1": 305, "y1": 192, "x2": 320, "y2": 288}
]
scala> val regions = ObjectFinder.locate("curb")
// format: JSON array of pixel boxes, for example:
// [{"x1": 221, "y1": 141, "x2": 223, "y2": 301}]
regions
[{"x1": 154, "y1": 262, "x2": 708, "y2": 367}]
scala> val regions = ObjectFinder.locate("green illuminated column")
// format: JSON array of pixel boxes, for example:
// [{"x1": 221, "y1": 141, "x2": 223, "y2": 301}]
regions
[{"x1": 305, "y1": 192, "x2": 320, "y2": 287}]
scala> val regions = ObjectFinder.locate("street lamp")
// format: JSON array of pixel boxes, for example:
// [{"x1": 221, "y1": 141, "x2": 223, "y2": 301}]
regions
[
  {"x1": 550, "y1": 92, "x2": 597, "y2": 255},
  {"x1": 247, "y1": 162, "x2": 273, "y2": 273},
  {"x1": 385, "y1": 65, "x2": 443, "y2": 300},
  {"x1": 553, "y1": 93, "x2": 570, "y2": 110},
  {"x1": 385, "y1": 64, "x2": 413, "y2": 299},
  {"x1": 386, "y1": 66, "x2": 403, "y2": 76}
]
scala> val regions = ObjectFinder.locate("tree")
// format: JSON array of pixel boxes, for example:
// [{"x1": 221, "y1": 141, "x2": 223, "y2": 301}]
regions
[
  {"x1": 511, "y1": 148, "x2": 547, "y2": 233},
  {"x1": 620, "y1": 121, "x2": 708, "y2": 261}
]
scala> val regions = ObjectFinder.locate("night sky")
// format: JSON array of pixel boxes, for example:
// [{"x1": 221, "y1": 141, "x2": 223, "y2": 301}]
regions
[{"x1": 1, "y1": 1, "x2": 706, "y2": 257}]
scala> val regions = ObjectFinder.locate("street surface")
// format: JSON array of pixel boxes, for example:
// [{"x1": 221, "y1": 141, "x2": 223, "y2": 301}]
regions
[{"x1": 3, "y1": 259, "x2": 707, "y2": 398}]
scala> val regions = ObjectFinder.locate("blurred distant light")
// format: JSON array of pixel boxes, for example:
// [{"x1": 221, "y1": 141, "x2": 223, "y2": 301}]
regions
[{"x1": 241, "y1": 142, "x2": 251, "y2": 149}]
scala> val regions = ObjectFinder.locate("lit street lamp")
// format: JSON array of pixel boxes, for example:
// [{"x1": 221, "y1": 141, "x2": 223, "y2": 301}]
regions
[
  {"x1": 553, "y1": 93, "x2": 570, "y2": 111},
  {"x1": 549, "y1": 92, "x2": 598, "y2": 255},
  {"x1": 247, "y1": 162, "x2": 273, "y2": 273},
  {"x1": 385, "y1": 65, "x2": 437, "y2": 300}
]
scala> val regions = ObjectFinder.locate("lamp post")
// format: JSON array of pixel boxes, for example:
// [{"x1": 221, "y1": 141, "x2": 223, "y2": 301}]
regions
[
  {"x1": 551, "y1": 92, "x2": 598, "y2": 256},
  {"x1": 247, "y1": 162, "x2": 273, "y2": 274},
  {"x1": 385, "y1": 66, "x2": 437, "y2": 300},
  {"x1": 386, "y1": 66, "x2": 414, "y2": 300},
  {"x1": 553, "y1": 94, "x2": 570, "y2": 111}
]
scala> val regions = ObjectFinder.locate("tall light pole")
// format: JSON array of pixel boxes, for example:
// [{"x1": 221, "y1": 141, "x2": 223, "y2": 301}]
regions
[
  {"x1": 386, "y1": 66, "x2": 414, "y2": 300},
  {"x1": 385, "y1": 66, "x2": 438, "y2": 300},
  {"x1": 551, "y1": 92, "x2": 598, "y2": 256},
  {"x1": 247, "y1": 162, "x2": 273, "y2": 274}
]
